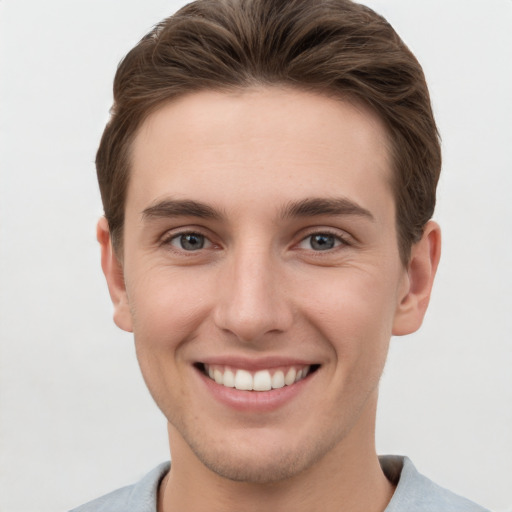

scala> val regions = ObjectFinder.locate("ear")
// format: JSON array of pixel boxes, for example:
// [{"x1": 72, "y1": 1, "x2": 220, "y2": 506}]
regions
[
  {"x1": 392, "y1": 221, "x2": 441, "y2": 336},
  {"x1": 97, "y1": 217, "x2": 133, "y2": 332}
]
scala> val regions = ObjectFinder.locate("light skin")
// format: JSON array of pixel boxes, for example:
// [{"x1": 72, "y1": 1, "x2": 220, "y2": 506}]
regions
[{"x1": 98, "y1": 87, "x2": 441, "y2": 512}]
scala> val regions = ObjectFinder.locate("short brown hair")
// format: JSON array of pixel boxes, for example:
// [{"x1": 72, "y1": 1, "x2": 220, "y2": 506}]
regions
[{"x1": 97, "y1": 0, "x2": 441, "y2": 263}]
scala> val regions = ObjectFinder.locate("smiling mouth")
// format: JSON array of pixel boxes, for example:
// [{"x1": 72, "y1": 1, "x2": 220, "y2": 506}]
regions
[{"x1": 196, "y1": 363, "x2": 320, "y2": 391}]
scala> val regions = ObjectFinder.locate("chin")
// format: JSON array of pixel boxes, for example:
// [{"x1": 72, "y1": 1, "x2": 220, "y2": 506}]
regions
[
  {"x1": 196, "y1": 446, "x2": 313, "y2": 483},
  {"x1": 179, "y1": 425, "x2": 333, "y2": 484}
]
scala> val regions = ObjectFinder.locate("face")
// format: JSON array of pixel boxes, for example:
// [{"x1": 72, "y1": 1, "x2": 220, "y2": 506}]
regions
[{"x1": 102, "y1": 88, "x2": 433, "y2": 483}]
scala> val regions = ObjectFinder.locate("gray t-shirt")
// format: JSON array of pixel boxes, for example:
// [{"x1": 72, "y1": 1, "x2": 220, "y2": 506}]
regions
[{"x1": 70, "y1": 456, "x2": 490, "y2": 512}]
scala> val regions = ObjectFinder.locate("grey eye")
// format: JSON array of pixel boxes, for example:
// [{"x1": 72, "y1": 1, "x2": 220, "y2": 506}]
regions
[
  {"x1": 172, "y1": 233, "x2": 206, "y2": 251},
  {"x1": 309, "y1": 234, "x2": 336, "y2": 250}
]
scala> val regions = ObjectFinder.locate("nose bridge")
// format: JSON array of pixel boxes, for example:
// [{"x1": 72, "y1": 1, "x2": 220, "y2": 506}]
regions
[{"x1": 214, "y1": 241, "x2": 292, "y2": 342}]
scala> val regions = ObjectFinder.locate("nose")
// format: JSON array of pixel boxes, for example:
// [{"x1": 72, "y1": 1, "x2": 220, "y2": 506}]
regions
[{"x1": 213, "y1": 245, "x2": 294, "y2": 344}]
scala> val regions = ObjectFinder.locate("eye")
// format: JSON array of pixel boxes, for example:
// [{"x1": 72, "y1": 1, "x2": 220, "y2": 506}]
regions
[
  {"x1": 169, "y1": 232, "x2": 211, "y2": 251},
  {"x1": 298, "y1": 233, "x2": 344, "y2": 251}
]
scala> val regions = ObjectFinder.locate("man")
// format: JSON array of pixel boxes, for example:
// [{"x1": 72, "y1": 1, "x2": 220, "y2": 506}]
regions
[{"x1": 71, "y1": 0, "x2": 489, "y2": 510}]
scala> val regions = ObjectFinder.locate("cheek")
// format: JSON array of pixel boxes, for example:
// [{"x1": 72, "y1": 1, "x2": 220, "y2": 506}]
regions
[
  {"x1": 127, "y1": 265, "x2": 215, "y2": 348},
  {"x1": 296, "y1": 267, "x2": 400, "y2": 393},
  {"x1": 299, "y1": 268, "x2": 399, "y2": 343},
  {"x1": 127, "y1": 267, "x2": 213, "y2": 420}
]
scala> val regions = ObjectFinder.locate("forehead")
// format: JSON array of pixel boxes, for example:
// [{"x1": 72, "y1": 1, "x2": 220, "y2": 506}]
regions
[{"x1": 128, "y1": 87, "x2": 393, "y2": 218}]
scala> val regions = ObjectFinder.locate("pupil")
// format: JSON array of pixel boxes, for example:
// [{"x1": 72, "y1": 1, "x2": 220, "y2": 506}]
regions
[
  {"x1": 311, "y1": 234, "x2": 334, "y2": 250},
  {"x1": 181, "y1": 234, "x2": 204, "y2": 250}
]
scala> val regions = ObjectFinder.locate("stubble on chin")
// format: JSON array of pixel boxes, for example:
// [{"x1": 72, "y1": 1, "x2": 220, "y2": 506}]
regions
[{"x1": 172, "y1": 420, "x2": 343, "y2": 485}]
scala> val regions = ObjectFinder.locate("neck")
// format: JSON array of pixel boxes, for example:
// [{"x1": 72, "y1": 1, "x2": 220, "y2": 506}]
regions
[{"x1": 158, "y1": 397, "x2": 394, "y2": 512}]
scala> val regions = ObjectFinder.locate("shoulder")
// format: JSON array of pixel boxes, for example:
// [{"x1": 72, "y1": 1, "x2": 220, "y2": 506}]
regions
[
  {"x1": 69, "y1": 462, "x2": 170, "y2": 512},
  {"x1": 381, "y1": 455, "x2": 491, "y2": 512}
]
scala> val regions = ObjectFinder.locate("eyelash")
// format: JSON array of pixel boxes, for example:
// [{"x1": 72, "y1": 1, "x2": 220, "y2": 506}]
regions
[
  {"x1": 297, "y1": 230, "x2": 352, "y2": 252},
  {"x1": 161, "y1": 230, "x2": 213, "y2": 252},
  {"x1": 160, "y1": 228, "x2": 351, "y2": 254}
]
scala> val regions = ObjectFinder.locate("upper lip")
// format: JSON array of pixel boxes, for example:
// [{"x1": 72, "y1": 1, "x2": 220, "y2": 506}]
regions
[{"x1": 196, "y1": 356, "x2": 320, "y2": 371}]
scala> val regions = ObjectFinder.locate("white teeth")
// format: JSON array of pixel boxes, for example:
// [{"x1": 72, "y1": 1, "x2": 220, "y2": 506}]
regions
[
  {"x1": 253, "y1": 370, "x2": 272, "y2": 391},
  {"x1": 214, "y1": 368, "x2": 223, "y2": 384},
  {"x1": 271, "y1": 370, "x2": 285, "y2": 389},
  {"x1": 235, "y1": 369, "x2": 253, "y2": 390},
  {"x1": 223, "y1": 368, "x2": 235, "y2": 388},
  {"x1": 204, "y1": 364, "x2": 312, "y2": 391},
  {"x1": 284, "y1": 368, "x2": 296, "y2": 385}
]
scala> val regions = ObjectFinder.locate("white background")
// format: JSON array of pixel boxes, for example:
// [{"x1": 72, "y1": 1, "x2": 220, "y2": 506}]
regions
[{"x1": 0, "y1": 1, "x2": 511, "y2": 511}]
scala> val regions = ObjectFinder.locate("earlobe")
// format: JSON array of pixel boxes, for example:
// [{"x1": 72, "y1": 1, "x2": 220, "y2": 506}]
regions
[
  {"x1": 392, "y1": 221, "x2": 441, "y2": 336},
  {"x1": 97, "y1": 217, "x2": 133, "y2": 333}
]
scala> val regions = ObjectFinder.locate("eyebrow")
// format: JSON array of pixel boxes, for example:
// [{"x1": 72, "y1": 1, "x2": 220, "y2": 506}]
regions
[
  {"x1": 281, "y1": 197, "x2": 374, "y2": 221},
  {"x1": 141, "y1": 197, "x2": 374, "y2": 223},
  {"x1": 142, "y1": 199, "x2": 224, "y2": 221}
]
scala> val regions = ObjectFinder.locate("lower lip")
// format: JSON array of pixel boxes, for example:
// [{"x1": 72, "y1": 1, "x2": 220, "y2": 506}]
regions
[{"x1": 197, "y1": 368, "x2": 316, "y2": 413}]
